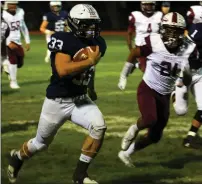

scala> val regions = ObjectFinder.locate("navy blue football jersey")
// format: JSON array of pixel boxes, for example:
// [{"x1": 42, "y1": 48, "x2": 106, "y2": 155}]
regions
[
  {"x1": 43, "y1": 10, "x2": 68, "y2": 32},
  {"x1": 188, "y1": 23, "x2": 202, "y2": 70},
  {"x1": 46, "y1": 32, "x2": 107, "y2": 98}
]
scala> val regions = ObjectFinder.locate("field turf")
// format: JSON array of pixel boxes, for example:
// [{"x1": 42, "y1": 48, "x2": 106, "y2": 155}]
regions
[{"x1": 1, "y1": 34, "x2": 202, "y2": 184}]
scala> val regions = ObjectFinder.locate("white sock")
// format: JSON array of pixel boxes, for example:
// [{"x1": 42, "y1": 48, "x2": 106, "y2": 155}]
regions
[
  {"x1": 129, "y1": 124, "x2": 139, "y2": 137},
  {"x1": 9, "y1": 64, "x2": 17, "y2": 82},
  {"x1": 16, "y1": 151, "x2": 22, "y2": 160},
  {"x1": 188, "y1": 131, "x2": 197, "y2": 137},
  {"x1": 124, "y1": 142, "x2": 135, "y2": 156},
  {"x1": 79, "y1": 154, "x2": 92, "y2": 163}
]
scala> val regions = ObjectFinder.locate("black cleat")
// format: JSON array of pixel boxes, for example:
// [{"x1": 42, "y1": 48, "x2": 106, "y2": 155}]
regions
[
  {"x1": 7, "y1": 149, "x2": 23, "y2": 183},
  {"x1": 88, "y1": 89, "x2": 97, "y2": 101},
  {"x1": 183, "y1": 135, "x2": 202, "y2": 149}
]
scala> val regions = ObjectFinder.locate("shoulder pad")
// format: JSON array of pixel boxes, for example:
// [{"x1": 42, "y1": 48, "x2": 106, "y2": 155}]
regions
[
  {"x1": 17, "y1": 8, "x2": 24, "y2": 16},
  {"x1": 95, "y1": 36, "x2": 107, "y2": 57},
  {"x1": 48, "y1": 32, "x2": 85, "y2": 57}
]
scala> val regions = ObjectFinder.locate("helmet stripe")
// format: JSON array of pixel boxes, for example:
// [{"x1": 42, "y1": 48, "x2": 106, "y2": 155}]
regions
[{"x1": 172, "y1": 12, "x2": 177, "y2": 23}]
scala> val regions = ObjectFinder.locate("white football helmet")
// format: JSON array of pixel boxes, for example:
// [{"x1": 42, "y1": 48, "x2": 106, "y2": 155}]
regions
[
  {"x1": 3, "y1": 1, "x2": 18, "y2": 10},
  {"x1": 50, "y1": 1, "x2": 62, "y2": 13},
  {"x1": 140, "y1": 1, "x2": 156, "y2": 16},
  {"x1": 160, "y1": 12, "x2": 186, "y2": 50},
  {"x1": 68, "y1": 4, "x2": 101, "y2": 39}
]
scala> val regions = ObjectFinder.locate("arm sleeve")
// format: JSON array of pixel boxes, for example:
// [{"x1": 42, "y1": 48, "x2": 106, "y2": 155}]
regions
[
  {"x1": 20, "y1": 20, "x2": 31, "y2": 44},
  {"x1": 97, "y1": 36, "x2": 107, "y2": 57},
  {"x1": 43, "y1": 15, "x2": 48, "y2": 21},
  {"x1": 20, "y1": 9, "x2": 30, "y2": 44},
  {"x1": 48, "y1": 33, "x2": 84, "y2": 57}
]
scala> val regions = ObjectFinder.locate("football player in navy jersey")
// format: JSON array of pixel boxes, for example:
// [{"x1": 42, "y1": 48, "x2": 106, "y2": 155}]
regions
[
  {"x1": 40, "y1": 1, "x2": 68, "y2": 63},
  {"x1": 172, "y1": 22, "x2": 202, "y2": 149},
  {"x1": 7, "y1": 4, "x2": 107, "y2": 184}
]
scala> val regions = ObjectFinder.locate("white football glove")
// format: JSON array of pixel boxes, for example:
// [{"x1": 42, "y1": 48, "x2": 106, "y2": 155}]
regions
[{"x1": 118, "y1": 75, "x2": 127, "y2": 90}]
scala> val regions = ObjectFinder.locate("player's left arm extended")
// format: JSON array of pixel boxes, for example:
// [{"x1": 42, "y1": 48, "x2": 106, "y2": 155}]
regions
[
  {"x1": 120, "y1": 47, "x2": 142, "y2": 78},
  {"x1": 118, "y1": 47, "x2": 142, "y2": 90},
  {"x1": 20, "y1": 20, "x2": 31, "y2": 50}
]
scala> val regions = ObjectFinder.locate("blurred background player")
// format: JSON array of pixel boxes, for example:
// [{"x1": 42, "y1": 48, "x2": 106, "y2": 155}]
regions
[
  {"x1": 126, "y1": 1, "x2": 162, "y2": 73},
  {"x1": 186, "y1": 1, "x2": 202, "y2": 26},
  {"x1": 40, "y1": 1, "x2": 68, "y2": 63},
  {"x1": 118, "y1": 1, "x2": 162, "y2": 89},
  {"x1": 172, "y1": 2, "x2": 202, "y2": 149},
  {"x1": 1, "y1": 4, "x2": 10, "y2": 72},
  {"x1": 2, "y1": 1, "x2": 30, "y2": 89},
  {"x1": 161, "y1": 1, "x2": 170, "y2": 15}
]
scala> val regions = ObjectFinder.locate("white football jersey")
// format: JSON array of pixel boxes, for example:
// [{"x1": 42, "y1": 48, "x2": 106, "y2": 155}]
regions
[
  {"x1": 143, "y1": 34, "x2": 189, "y2": 95},
  {"x1": 129, "y1": 11, "x2": 163, "y2": 46},
  {"x1": 3, "y1": 8, "x2": 25, "y2": 45},
  {"x1": 187, "y1": 5, "x2": 202, "y2": 24}
]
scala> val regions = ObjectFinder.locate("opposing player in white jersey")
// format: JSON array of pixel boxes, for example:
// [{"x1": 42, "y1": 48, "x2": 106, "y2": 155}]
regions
[
  {"x1": 2, "y1": 1, "x2": 30, "y2": 89},
  {"x1": 117, "y1": 12, "x2": 189, "y2": 167},
  {"x1": 1, "y1": 5, "x2": 10, "y2": 72},
  {"x1": 186, "y1": 1, "x2": 202, "y2": 25},
  {"x1": 127, "y1": 1, "x2": 163, "y2": 72},
  {"x1": 172, "y1": 2, "x2": 202, "y2": 149},
  {"x1": 40, "y1": 1, "x2": 68, "y2": 63}
]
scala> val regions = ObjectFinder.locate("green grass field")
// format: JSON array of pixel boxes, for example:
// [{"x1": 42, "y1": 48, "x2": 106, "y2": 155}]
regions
[{"x1": 1, "y1": 35, "x2": 202, "y2": 184}]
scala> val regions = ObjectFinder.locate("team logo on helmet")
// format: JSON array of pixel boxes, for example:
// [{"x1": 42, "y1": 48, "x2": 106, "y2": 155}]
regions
[
  {"x1": 68, "y1": 4, "x2": 101, "y2": 39},
  {"x1": 160, "y1": 12, "x2": 186, "y2": 50}
]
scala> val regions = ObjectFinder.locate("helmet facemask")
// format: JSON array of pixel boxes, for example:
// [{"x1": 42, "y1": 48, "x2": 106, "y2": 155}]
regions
[
  {"x1": 49, "y1": 1, "x2": 62, "y2": 13},
  {"x1": 68, "y1": 17, "x2": 101, "y2": 39},
  {"x1": 141, "y1": 2, "x2": 156, "y2": 16},
  {"x1": 50, "y1": 5, "x2": 61, "y2": 13},
  {"x1": 160, "y1": 25, "x2": 185, "y2": 50},
  {"x1": 6, "y1": 3, "x2": 18, "y2": 14}
]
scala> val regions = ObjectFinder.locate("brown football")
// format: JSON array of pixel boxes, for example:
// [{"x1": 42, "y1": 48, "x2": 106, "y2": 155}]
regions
[{"x1": 73, "y1": 46, "x2": 96, "y2": 62}]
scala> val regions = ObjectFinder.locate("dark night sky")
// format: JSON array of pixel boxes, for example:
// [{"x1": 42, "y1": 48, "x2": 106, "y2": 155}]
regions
[{"x1": 17, "y1": 1, "x2": 200, "y2": 30}]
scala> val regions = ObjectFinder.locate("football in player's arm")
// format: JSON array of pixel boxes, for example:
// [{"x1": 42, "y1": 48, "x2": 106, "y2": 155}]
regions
[
  {"x1": 48, "y1": 32, "x2": 101, "y2": 77},
  {"x1": 7, "y1": 4, "x2": 107, "y2": 184}
]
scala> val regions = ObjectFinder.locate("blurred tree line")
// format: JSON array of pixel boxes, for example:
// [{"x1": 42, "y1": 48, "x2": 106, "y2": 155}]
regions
[{"x1": 19, "y1": 1, "x2": 199, "y2": 31}]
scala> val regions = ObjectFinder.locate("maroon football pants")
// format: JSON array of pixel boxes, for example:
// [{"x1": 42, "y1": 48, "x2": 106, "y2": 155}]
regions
[
  {"x1": 7, "y1": 43, "x2": 24, "y2": 68},
  {"x1": 137, "y1": 80, "x2": 170, "y2": 142}
]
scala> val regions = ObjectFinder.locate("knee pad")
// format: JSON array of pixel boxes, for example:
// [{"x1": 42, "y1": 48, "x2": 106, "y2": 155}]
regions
[
  {"x1": 173, "y1": 104, "x2": 188, "y2": 116},
  {"x1": 194, "y1": 110, "x2": 202, "y2": 123},
  {"x1": 89, "y1": 123, "x2": 107, "y2": 140}
]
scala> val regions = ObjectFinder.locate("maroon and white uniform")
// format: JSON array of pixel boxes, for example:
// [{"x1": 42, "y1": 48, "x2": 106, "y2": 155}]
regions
[
  {"x1": 1, "y1": 19, "x2": 10, "y2": 67},
  {"x1": 128, "y1": 11, "x2": 163, "y2": 46},
  {"x1": 142, "y1": 34, "x2": 189, "y2": 95},
  {"x1": 136, "y1": 34, "x2": 190, "y2": 131},
  {"x1": 2, "y1": 8, "x2": 30, "y2": 67},
  {"x1": 187, "y1": 5, "x2": 202, "y2": 24}
]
